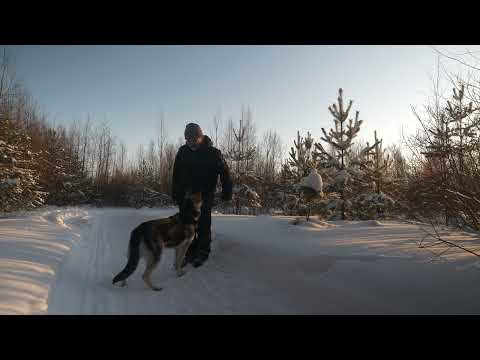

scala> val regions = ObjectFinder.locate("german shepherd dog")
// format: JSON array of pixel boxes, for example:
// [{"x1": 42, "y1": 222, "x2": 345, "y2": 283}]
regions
[{"x1": 112, "y1": 191, "x2": 202, "y2": 291}]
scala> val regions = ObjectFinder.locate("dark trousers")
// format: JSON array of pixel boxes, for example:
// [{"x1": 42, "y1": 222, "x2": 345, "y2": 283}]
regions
[{"x1": 186, "y1": 193, "x2": 213, "y2": 259}]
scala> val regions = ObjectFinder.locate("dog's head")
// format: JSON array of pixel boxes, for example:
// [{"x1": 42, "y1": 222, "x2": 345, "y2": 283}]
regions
[{"x1": 182, "y1": 190, "x2": 203, "y2": 222}]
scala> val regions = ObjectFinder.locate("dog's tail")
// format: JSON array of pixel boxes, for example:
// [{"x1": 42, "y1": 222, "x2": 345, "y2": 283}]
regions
[{"x1": 112, "y1": 224, "x2": 144, "y2": 285}]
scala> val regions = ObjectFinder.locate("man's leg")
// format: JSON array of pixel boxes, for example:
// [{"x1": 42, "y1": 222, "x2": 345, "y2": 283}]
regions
[
  {"x1": 180, "y1": 192, "x2": 197, "y2": 266},
  {"x1": 184, "y1": 233, "x2": 198, "y2": 261},
  {"x1": 191, "y1": 194, "x2": 212, "y2": 267}
]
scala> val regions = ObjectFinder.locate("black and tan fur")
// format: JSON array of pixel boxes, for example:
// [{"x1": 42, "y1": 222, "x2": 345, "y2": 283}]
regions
[{"x1": 112, "y1": 191, "x2": 202, "y2": 291}]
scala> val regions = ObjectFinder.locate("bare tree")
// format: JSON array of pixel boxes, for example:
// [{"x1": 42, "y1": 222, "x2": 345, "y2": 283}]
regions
[
  {"x1": 210, "y1": 111, "x2": 222, "y2": 147},
  {"x1": 156, "y1": 112, "x2": 167, "y2": 190}
]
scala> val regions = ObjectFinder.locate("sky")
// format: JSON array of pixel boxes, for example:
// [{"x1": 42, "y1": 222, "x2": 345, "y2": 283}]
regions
[{"x1": 4, "y1": 45, "x2": 479, "y2": 159}]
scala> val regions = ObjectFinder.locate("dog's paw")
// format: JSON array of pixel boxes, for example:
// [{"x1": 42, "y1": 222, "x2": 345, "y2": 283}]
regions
[{"x1": 176, "y1": 269, "x2": 186, "y2": 277}]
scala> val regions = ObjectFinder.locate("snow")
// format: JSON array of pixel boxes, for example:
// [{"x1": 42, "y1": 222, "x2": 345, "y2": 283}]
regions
[
  {"x1": 298, "y1": 169, "x2": 323, "y2": 193},
  {"x1": 290, "y1": 217, "x2": 337, "y2": 229},
  {"x1": 0, "y1": 208, "x2": 86, "y2": 314},
  {"x1": 334, "y1": 169, "x2": 350, "y2": 184},
  {"x1": 245, "y1": 187, "x2": 259, "y2": 200},
  {"x1": 2, "y1": 178, "x2": 19, "y2": 186},
  {"x1": 1, "y1": 207, "x2": 480, "y2": 314},
  {"x1": 364, "y1": 219, "x2": 384, "y2": 226}
]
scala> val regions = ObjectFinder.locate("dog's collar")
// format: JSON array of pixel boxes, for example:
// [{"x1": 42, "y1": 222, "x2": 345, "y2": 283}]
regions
[{"x1": 173, "y1": 212, "x2": 199, "y2": 226}]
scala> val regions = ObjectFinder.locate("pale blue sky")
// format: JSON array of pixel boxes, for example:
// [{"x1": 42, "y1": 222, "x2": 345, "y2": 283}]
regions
[{"x1": 4, "y1": 45, "x2": 477, "y2": 157}]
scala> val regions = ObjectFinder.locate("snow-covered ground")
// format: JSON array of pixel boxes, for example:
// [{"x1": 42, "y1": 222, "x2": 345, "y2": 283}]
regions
[{"x1": 1, "y1": 207, "x2": 480, "y2": 314}]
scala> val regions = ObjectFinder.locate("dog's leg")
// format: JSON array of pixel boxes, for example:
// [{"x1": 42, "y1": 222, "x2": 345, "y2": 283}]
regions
[
  {"x1": 175, "y1": 238, "x2": 193, "y2": 277},
  {"x1": 174, "y1": 242, "x2": 188, "y2": 277},
  {"x1": 142, "y1": 250, "x2": 163, "y2": 291}
]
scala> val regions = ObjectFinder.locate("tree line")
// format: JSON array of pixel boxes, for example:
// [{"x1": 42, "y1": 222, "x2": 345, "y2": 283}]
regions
[{"x1": 2, "y1": 49, "x2": 480, "y2": 233}]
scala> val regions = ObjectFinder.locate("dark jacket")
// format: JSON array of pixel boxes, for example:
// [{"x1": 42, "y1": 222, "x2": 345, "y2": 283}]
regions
[{"x1": 172, "y1": 135, "x2": 233, "y2": 204}]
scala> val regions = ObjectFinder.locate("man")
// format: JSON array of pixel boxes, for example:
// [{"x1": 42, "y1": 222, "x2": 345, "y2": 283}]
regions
[{"x1": 172, "y1": 123, "x2": 233, "y2": 268}]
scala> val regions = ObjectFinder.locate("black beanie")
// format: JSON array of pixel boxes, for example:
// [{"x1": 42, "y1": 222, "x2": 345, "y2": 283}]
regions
[{"x1": 184, "y1": 123, "x2": 203, "y2": 140}]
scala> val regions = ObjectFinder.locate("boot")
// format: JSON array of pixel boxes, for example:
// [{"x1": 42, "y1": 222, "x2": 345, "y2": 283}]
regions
[
  {"x1": 191, "y1": 251, "x2": 209, "y2": 268},
  {"x1": 181, "y1": 253, "x2": 195, "y2": 268}
]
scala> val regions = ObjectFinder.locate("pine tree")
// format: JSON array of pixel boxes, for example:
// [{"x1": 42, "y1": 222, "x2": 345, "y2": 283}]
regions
[
  {"x1": 38, "y1": 128, "x2": 69, "y2": 205},
  {"x1": 288, "y1": 131, "x2": 317, "y2": 181},
  {"x1": 352, "y1": 131, "x2": 395, "y2": 219},
  {"x1": 314, "y1": 88, "x2": 364, "y2": 219},
  {"x1": 445, "y1": 85, "x2": 476, "y2": 175},
  {"x1": 413, "y1": 84, "x2": 479, "y2": 226},
  {"x1": 315, "y1": 88, "x2": 363, "y2": 171},
  {"x1": 425, "y1": 85, "x2": 479, "y2": 227},
  {"x1": 0, "y1": 117, "x2": 45, "y2": 212},
  {"x1": 277, "y1": 161, "x2": 299, "y2": 215},
  {"x1": 364, "y1": 131, "x2": 392, "y2": 194},
  {"x1": 63, "y1": 144, "x2": 92, "y2": 204},
  {"x1": 226, "y1": 113, "x2": 260, "y2": 214},
  {"x1": 35, "y1": 127, "x2": 91, "y2": 206},
  {"x1": 284, "y1": 131, "x2": 320, "y2": 218}
]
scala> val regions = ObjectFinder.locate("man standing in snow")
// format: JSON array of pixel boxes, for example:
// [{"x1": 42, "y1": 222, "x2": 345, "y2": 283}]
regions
[{"x1": 172, "y1": 123, "x2": 233, "y2": 268}]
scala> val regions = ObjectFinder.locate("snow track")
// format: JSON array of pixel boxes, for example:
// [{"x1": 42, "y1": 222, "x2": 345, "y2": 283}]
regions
[{"x1": 1, "y1": 207, "x2": 480, "y2": 314}]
